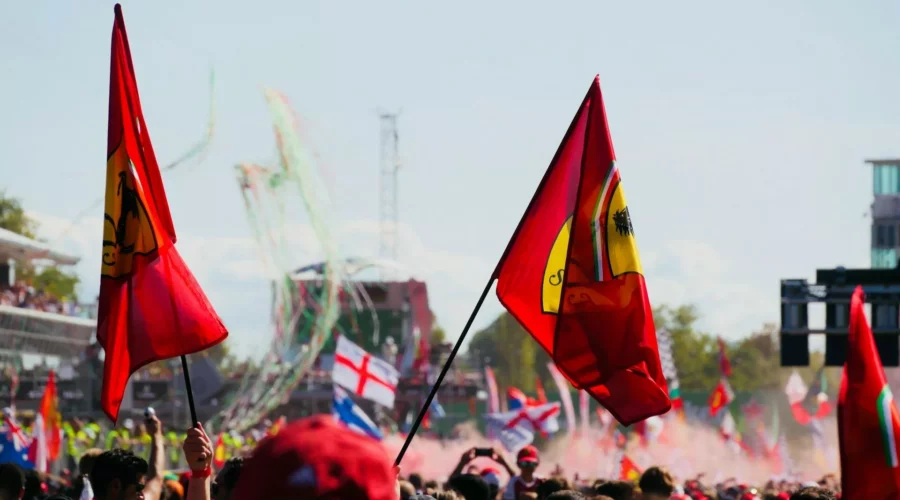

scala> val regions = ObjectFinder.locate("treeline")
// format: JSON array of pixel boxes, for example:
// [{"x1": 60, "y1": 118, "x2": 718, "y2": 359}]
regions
[{"x1": 466, "y1": 304, "x2": 839, "y2": 399}]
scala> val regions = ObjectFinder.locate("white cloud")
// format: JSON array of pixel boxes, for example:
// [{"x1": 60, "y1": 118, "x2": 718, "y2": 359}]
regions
[
  {"x1": 644, "y1": 239, "x2": 773, "y2": 339},
  {"x1": 26, "y1": 211, "x2": 490, "y2": 356}
]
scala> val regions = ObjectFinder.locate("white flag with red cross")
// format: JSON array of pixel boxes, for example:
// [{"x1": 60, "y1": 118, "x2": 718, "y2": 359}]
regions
[
  {"x1": 333, "y1": 335, "x2": 400, "y2": 409},
  {"x1": 485, "y1": 402, "x2": 561, "y2": 452}
]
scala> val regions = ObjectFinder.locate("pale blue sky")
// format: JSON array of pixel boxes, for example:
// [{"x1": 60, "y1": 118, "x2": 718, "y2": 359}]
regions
[{"x1": 2, "y1": 1, "x2": 897, "y2": 358}]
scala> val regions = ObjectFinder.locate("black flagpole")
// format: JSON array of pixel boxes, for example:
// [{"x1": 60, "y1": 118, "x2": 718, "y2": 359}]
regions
[
  {"x1": 394, "y1": 277, "x2": 494, "y2": 466},
  {"x1": 394, "y1": 79, "x2": 597, "y2": 466},
  {"x1": 180, "y1": 355, "x2": 199, "y2": 427}
]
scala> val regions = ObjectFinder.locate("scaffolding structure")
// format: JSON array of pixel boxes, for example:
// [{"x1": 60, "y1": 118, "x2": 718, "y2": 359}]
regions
[{"x1": 378, "y1": 111, "x2": 401, "y2": 278}]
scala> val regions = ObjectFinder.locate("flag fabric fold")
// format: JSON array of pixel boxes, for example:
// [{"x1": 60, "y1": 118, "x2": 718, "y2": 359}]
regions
[
  {"x1": 839, "y1": 285, "x2": 900, "y2": 496},
  {"x1": 494, "y1": 76, "x2": 669, "y2": 425},
  {"x1": 99, "y1": 4, "x2": 228, "y2": 422}
]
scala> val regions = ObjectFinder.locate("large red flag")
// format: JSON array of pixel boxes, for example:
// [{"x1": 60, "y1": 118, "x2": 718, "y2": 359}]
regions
[
  {"x1": 839, "y1": 286, "x2": 900, "y2": 496},
  {"x1": 495, "y1": 77, "x2": 669, "y2": 425},
  {"x1": 99, "y1": 4, "x2": 228, "y2": 422}
]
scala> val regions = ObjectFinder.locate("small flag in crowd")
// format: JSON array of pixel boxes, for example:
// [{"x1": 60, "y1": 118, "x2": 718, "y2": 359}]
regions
[
  {"x1": 0, "y1": 411, "x2": 32, "y2": 469},
  {"x1": 485, "y1": 402, "x2": 561, "y2": 452},
  {"x1": 333, "y1": 386, "x2": 383, "y2": 441},
  {"x1": 332, "y1": 335, "x2": 399, "y2": 409},
  {"x1": 494, "y1": 76, "x2": 669, "y2": 426},
  {"x1": 619, "y1": 455, "x2": 642, "y2": 481},
  {"x1": 717, "y1": 337, "x2": 732, "y2": 377},
  {"x1": 708, "y1": 378, "x2": 734, "y2": 417},
  {"x1": 98, "y1": 4, "x2": 228, "y2": 422},
  {"x1": 839, "y1": 286, "x2": 900, "y2": 496},
  {"x1": 546, "y1": 363, "x2": 577, "y2": 434}
]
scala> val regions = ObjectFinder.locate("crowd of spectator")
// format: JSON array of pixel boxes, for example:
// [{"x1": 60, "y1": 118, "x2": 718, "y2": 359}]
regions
[
  {"x1": 0, "y1": 281, "x2": 84, "y2": 317},
  {"x1": 0, "y1": 412, "x2": 842, "y2": 500}
]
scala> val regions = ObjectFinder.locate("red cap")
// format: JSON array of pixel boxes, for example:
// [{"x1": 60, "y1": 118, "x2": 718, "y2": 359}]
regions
[
  {"x1": 516, "y1": 445, "x2": 539, "y2": 464},
  {"x1": 232, "y1": 415, "x2": 396, "y2": 500}
]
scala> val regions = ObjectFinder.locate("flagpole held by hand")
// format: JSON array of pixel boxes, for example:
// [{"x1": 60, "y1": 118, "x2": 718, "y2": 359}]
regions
[{"x1": 180, "y1": 355, "x2": 200, "y2": 427}]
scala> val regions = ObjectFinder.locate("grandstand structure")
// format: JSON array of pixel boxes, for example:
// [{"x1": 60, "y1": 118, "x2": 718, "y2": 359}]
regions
[
  {"x1": 0, "y1": 228, "x2": 93, "y2": 359},
  {"x1": 0, "y1": 228, "x2": 97, "y2": 414}
]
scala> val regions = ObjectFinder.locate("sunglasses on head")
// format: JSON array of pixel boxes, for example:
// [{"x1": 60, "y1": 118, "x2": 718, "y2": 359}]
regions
[{"x1": 518, "y1": 461, "x2": 537, "y2": 468}]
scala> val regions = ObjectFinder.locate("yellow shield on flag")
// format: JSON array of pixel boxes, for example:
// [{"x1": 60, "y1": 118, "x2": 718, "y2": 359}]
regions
[
  {"x1": 542, "y1": 217, "x2": 572, "y2": 314},
  {"x1": 604, "y1": 181, "x2": 642, "y2": 278},
  {"x1": 101, "y1": 144, "x2": 158, "y2": 279}
]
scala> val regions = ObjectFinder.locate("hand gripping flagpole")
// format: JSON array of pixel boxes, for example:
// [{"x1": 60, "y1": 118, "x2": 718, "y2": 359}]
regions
[{"x1": 393, "y1": 81, "x2": 596, "y2": 467}]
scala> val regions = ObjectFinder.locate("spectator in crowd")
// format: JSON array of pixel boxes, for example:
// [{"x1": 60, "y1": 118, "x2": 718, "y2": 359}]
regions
[
  {"x1": 0, "y1": 463, "x2": 25, "y2": 500},
  {"x1": 638, "y1": 466, "x2": 675, "y2": 500},
  {"x1": 228, "y1": 415, "x2": 396, "y2": 499},
  {"x1": 503, "y1": 445, "x2": 543, "y2": 500},
  {"x1": 89, "y1": 449, "x2": 149, "y2": 500},
  {"x1": 212, "y1": 457, "x2": 243, "y2": 500},
  {"x1": 594, "y1": 480, "x2": 635, "y2": 500},
  {"x1": 790, "y1": 487, "x2": 837, "y2": 500}
]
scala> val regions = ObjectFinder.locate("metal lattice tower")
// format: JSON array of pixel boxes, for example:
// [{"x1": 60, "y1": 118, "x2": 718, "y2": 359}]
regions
[{"x1": 378, "y1": 112, "x2": 400, "y2": 278}]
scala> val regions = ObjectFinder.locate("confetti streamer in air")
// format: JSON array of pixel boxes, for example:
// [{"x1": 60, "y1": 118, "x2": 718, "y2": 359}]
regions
[
  {"x1": 213, "y1": 90, "x2": 392, "y2": 432},
  {"x1": 52, "y1": 68, "x2": 217, "y2": 245}
]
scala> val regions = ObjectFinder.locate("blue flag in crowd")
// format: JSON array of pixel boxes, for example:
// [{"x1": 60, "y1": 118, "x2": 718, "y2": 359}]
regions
[
  {"x1": 430, "y1": 398, "x2": 446, "y2": 419},
  {"x1": 333, "y1": 386, "x2": 383, "y2": 441},
  {"x1": 0, "y1": 425, "x2": 34, "y2": 469}
]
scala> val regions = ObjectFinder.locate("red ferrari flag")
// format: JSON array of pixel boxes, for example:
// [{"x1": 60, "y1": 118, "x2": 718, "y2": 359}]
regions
[
  {"x1": 99, "y1": 4, "x2": 228, "y2": 422},
  {"x1": 839, "y1": 286, "x2": 900, "y2": 496},
  {"x1": 495, "y1": 77, "x2": 669, "y2": 425}
]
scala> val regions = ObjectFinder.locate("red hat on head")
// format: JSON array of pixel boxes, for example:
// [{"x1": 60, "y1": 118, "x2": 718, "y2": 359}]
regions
[
  {"x1": 232, "y1": 415, "x2": 396, "y2": 500},
  {"x1": 516, "y1": 445, "x2": 539, "y2": 464},
  {"x1": 480, "y1": 467, "x2": 501, "y2": 487}
]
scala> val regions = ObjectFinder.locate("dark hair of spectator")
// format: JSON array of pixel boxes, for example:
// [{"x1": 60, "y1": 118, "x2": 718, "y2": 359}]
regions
[
  {"x1": 546, "y1": 491, "x2": 587, "y2": 500},
  {"x1": 24, "y1": 469, "x2": 42, "y2": 499},
  {"x1": 593, "y1": 480, "x2": 635, "y2": 500},
  {"x1": 446, "y1": 473, "x2": 491, "y2": 500},
  {"x1": 790, "y1": 487, "x2": 837, "y2": 500},
  {"x1": 89, "y1": 448, "x2": 149, "y2": 499},
  {"x1": 538, "y1": 476, "x2": 570, "y2": 498},
  {"x1": 0, "y1": 463, "x2": 25, "y2": 499},
  {"x1": 409, "y1": 472, "x2": 424, "y2": 490},
  {"x1": 219, "y1": 457, "x2": 244, "y2": 490},
  {"x1": 638, "y1": 466, "x2": 676, "y2": 497}
]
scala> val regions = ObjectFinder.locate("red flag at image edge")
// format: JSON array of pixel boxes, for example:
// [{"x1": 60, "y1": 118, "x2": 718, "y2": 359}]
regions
[
  {"x1": 495, "y1": 77, "x2": 670, "y2": 426},
  {"x1": 98, "y1": 4, "x2": 228, "y2": 423},
  {"x1": 838, "y1": 286, "x2": 900, "y2": 495}
]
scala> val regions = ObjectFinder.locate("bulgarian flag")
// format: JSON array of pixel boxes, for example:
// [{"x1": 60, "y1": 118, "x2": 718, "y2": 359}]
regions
[{"x1": 838, "y1": 286, "x2": 900, "y2": 496}]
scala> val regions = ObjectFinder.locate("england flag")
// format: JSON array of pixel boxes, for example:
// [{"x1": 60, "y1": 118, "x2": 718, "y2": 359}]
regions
[
  {"x1": 333, "y1": 387, "x2": 383, "y2": 441},
  {"x1": 485, "y1": 402, "x2": 561, "y2": 452},
  {"x1": 333, "y1": 336, "x2": 399, "y2": 408}
]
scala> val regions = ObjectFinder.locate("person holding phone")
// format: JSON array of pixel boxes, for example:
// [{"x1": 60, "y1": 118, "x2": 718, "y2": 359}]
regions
[{"x1": 502, "y1": 446, "x2": 543, "y2": 500}]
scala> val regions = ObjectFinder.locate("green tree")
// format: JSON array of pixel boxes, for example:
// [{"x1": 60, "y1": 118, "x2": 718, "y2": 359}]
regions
[
  {"x1": 0, "y1": 191, "x2": 37, "y2": 239},
  {"x1": 468, "y1": 312, "x2": 549, "y2": 396},
  {"x1": 430, "y1": 324, "x2": 447, "y2": 347},
  {"x1": 0, "y1": 191, "x2": 81, "y2": 300},
  {"x1": 653, "y1": 304, "x2": 782, "y2": 392}
]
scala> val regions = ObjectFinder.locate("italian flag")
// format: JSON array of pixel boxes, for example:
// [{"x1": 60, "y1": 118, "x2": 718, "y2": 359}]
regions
[{"x1": 838, "y1": 286, "x2": 900, "y2": 496}]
